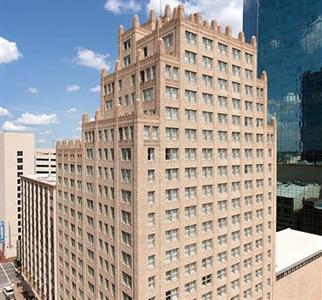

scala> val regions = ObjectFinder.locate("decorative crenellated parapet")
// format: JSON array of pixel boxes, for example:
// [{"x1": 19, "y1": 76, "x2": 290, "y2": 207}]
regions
[
  {"x1": 101, "y1": 68, "x2": 108, "y2": 79},
  {"x1": 225, "y1": 26, "x2": 232, "y2": 37},
  {"x1": 238, "y1": 32, "x2": 245, "y2": 43},
  {"x1": 149, "y1": 9, "x2": 156, "y2": 30},
  {"x1": 164, "y1": 4, "x2": 171, "y2": 21},
  {"x1": 210, "y1": 19, "x2": 217, "y2": 30},
  {"x1": 217, "y1": 25, "x2": 222, "y2": 34},
  {"x1": 133, "y1": 14, "x2": 140, "y2": 29},
  {"x1": 251, "y1": 35, "x2": 257, "y2": 47},
  {"x1": 203, "y1": 20, "x2": 210, "y2": 28},
  {"x1": 177, "y1": 5, "x2": 184, "y2": 20},
  {"x1": 82, "y1": 112, "x2": 89, "y2": 124},
  {"x1": 172, "y1": 6, "x2": 178, "y2": 19},
  {"x1": 188, "y1": 13, "x2": 195, "y2": 22},
  {"x1": 194, "y1": 13, "x2": 202, "y2": 24},
  {"x1": 95, "y1": 110, "x2": 103, "y2": 121}
]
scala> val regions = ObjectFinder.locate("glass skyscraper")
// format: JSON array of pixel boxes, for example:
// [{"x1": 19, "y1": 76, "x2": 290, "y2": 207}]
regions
[{"x1": 243, "y1": 0, "x2": 322, "y2": 161}]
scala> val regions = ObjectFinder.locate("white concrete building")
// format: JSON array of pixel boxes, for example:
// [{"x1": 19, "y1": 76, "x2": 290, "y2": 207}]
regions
[
  {"x1": 35, "y1": 148, "x2": 56, "y2": 175},
  {"x1": 21, "y1": 174, "x2": 56, "y2": 300}
]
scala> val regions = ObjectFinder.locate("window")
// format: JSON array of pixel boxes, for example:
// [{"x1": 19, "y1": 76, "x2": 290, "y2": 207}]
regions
[
  {"x1": 147, "y1": 255, "x2": 155, "y2": 268},
  {"x1": 185, "y1": 167, "x2": 196, "y2": 179},
  {"x1": 166, "y1": 127, "x2": 178, "y2": 141},
  {"x1": 185, "y1": 70, "x2": 197, "y2": 83},
  {"x1": 165, "y1": 229, "x2": 178, "y2": 242},
  {"x1": 165, "y1": 268, "x2": 178, "y2": 282},
  {"x1": 202, "y1": 37, "x2": 213, "y2": 50},
  {"x1": 185, "y1": 90, "x2": 197, "y2": 103},
  {"x1": 202, "y1": 56, "x2": 213, "y2": 68},
  {"x1": 143, "y1": 88, "x2": 154, "y2": 102},
  {"x1": 203, "y1": 93, "x2": 213, "y2": 104},
  {"x1": 218, "y1": 61, "x2": 227, "y2": 73},
  {"x1": 123, "y1": 55, "x2": 131, "y2": 67},
  {"x1": 163, "y1": 33, "x2": 173, "y2": 48},
  {"x1": 147, "y1": 148, "x2": 155, "y2": 161},
  {"x1": 232, "y1": 48, "x2": 241, "y2": 59},
  {"x1": 165, "y1": 168, "x2": 178, "y2": 181},
  {"x1": 185, "y1": 30, "x2": 197, "y2": 44},
  {"x1": 202, "y1": 74, "x2": 213, "y2": 87},
  {"x1": 165, "y1": 248, "x2": 178, "y2": 262},
  {"x1": 218, "y1": 43, "x2": 227, "y2": 55},
  {"x1": 185, "y1": 224, "x2": 197, "y2": 237},
  {"x1": 184, "y1": 262, "x2": 196, "y2": 275},
  {"x1": 165, "y1": 86, "x2": 179, "y2": 100},
  {"x1": 184, "y1": 281, "x2": 196, "y2": 294},
  {"x1": 165, "y1": 288, "x2": 178, "y2": 300},
  {"x1": 123, "y1": 39, "x2": 131, "y2": 50},
  {"x1": 185, "y1": 110, "x2": 197, "y2": 122},
  {"x1": 148, "y1": 276, "x2": 155, "y2": 289},
  {"x1": 165, "y1": 209, "x2": 178, "y2": 222},
  {"x1": 165, "y1": 107, "x2": 179, "y2": 120},
  {"x1": 185, "y1": 243, "x2": 197, "y2": 256},
  {"x1": 165, "y1": 148, "x2": 178, "y2": 160},
  {"x1": 202, "y1": 274, "x2": 212, "y2": 286},
  {"x1": 217, "y1": 78, "x2": 227, "y2": 90},
  {"x1": 165, "y1": 189, "x2": 178, "y2": 202},
  {"x1": 185, "y1": 51, "x2": 197, "y2": 64}
]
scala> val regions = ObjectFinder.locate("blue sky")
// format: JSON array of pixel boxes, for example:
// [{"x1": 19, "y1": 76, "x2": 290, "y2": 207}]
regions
[{"x1": 0, "y1": 0, "x2": 241, "y2": 147}]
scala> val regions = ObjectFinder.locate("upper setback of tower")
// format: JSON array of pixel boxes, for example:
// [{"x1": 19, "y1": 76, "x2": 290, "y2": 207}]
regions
[{"x1": 57, "y1": 4, "x2": 275, "y2": 150}]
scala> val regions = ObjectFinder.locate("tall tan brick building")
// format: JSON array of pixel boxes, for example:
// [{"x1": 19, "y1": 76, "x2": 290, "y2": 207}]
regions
[{"x1": 56, "y1": 5, "x2": 276, "y2": 300}]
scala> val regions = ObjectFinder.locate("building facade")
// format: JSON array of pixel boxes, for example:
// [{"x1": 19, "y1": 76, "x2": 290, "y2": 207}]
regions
[
  {"x1": 21, "y1": 174, "x2": 56, "y2": 300},
  {"x1": 243, "y1": 0, "x2": 322, "y2": 160},
  {"x1": 56, "y1": 5, "x2": 276, "y2": 300},
  {"x1": 300, "y1": 69, "x2": 322, "y2": 162},
  {"x1": 35, "y1": 148, "x2": 56, "y2": 175},
  {"x1": 276, "y1": 182, "x2": 320, "y2": 231},
  {"x1": 0, "y1": 132, "x2": 35, "y2": 258}
]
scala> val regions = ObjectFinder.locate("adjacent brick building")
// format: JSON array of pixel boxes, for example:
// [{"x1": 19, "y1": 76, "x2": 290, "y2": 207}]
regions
[{"x1": 56, "y1": 5, "x2": 276, "y2": 300}]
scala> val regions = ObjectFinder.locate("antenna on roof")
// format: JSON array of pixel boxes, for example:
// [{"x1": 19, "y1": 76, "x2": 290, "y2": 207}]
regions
[{"x1": 160, "y1": 0, "x2": 162, "y2": 17}]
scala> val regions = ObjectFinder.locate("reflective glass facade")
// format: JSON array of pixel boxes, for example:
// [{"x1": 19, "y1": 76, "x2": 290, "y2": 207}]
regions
[{"x1": 243, "y1": 0, "x2": 322, "y2": 161}]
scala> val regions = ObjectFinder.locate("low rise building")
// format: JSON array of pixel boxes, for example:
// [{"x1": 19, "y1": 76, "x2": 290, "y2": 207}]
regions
[
  {"x1": 21, "y1": 174, "x2": 56, "y2": 300},
  {"x1": 275, "y1": 228, "x2": 322, "y2": 300},
  {"x1": 35, "y1": 148, "x2": 56, "y2": 175},
  {"x1": 276, "y1": 182, "x2": 320, "y2": 231}
]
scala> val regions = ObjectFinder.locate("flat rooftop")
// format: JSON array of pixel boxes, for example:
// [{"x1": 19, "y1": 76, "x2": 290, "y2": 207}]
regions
[
  {"x1": 276, "y1": 182, "x2": 320, "y2": 198},
  {"x1": 22, "y1": 174, "x2": 56, "y2": 186},
  {"x1": 276, "y1": 228, "x2": 322, "y2": 275}
]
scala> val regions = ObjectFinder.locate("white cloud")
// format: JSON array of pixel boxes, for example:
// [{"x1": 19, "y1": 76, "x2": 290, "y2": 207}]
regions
[
  {"x1": 39, "y1": 130, "x2": 52, "y2": 135},
  {"x1": 90, "y1": 85, "x2": 100, "y2": 92},
  {"x1": 73, "y1": 48, "x2": 110, "y2": 70},
  {"x1": 0, "y1": 106, "x2": 10, "y2": 117},
  {"x1": 16, "y1": 113, "x2": 59, "y2": 125},
  {"x1": 0, "y1": 36, "x2": 22, "y2": 64},
  {"x1": 2, "y1": 121, "x2": 28, "y2": 131},
  {"x1": 28, "y1": 87, "x2": 39, "y2": 94},
  {"x1": 146, "y1": 0, "x2": 242, "y2": 34},
  {"x1": 37, "y1": 138, "x2": 47, "y2": 145},
  {"x1": 67, "y1": 107, "x2": 77, "y2": 114},
  {"x1": 66, "y1": 84, "x2": 80, "y2": 92},
  {"x1": 76, "y1": 126, "x2": 82, "y2": 131},
  {"x1": 104, "y1": 0, "x2": 141, "y2": 14}
]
